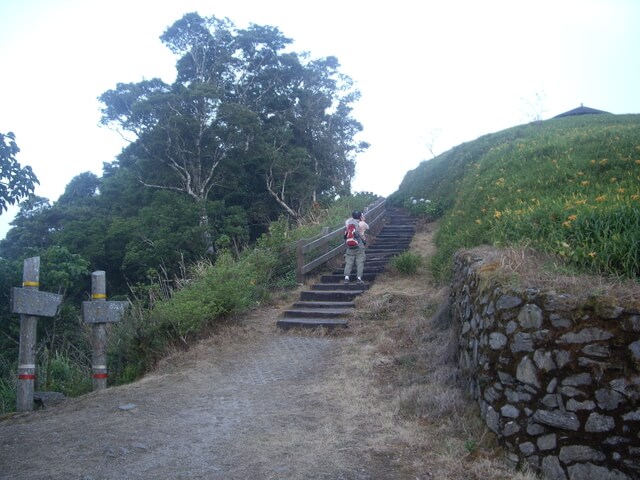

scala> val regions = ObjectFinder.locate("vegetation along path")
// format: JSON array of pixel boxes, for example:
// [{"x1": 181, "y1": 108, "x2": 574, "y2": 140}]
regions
[{"x1": 0, "y1": 216, "x2": 536, "y2": 480}]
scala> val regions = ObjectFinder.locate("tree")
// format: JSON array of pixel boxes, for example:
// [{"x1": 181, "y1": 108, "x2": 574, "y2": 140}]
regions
[
  {"x1": 99, "y1": 13, "x2": 366, "y2": 247},
  {"x1": 0, "y1": 132, "x2": 39, "y2": 214}
]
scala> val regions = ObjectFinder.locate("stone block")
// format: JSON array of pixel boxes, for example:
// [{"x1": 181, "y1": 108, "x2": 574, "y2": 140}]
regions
[
  {"x1": 489, "y1": 332, "x2": 507, "y2": 350},
  {"x1": 559, "y1": 445, "x2": 606, "y2": 463},
  {"x1": 558, "y1": 328, "x2": 614, "y2": 344},
  {"x1": 496, "y1": 294, "x2": 523, "y2": 311},
  {"x1": 582, "y1": 343, "x2": 610, "y2": 358},
  {"x1": 550, "y1": 313, "x2": 573, "y2": 328},
  {"x1": 516, "y1": 356, "x2": 540, "y2": 388},
  {"x1": 622, "y1": 315, "x2": 640, "y2": 332},
  {"x1": 566, "y1": 398, "x2": 595, "y2": 411},
  {"x1": 566, "y1": 463, "x2": 630, "y2": 480},
  {"x1": 562, "y1": 373, "x2": 592, "y2": 386},
  {"x1": 534, "y1": 349, "x2": 557, "y2": 371},
  {"x1": 533, "y1": 410, "x2": 580, "y2": 431},
  {"x1": 541, "y1": 455, "x2": 567, "y2": 480},
  {"x1": 518, "y1": 304, "x2": 543, "y2": 329},
  {"x1": 519, "y1": 441, "x2": 536, "y2": 455},
  {"x1": 503, "y1": 421, "x2": 520, "y2": 437},
  {"x1": 501, "y1": 404, "x2": 519, "y2": 418},
  {"x1": 585, "y1": 412, "x2": 615, "y2": 432},
  {"x1": 537, "y1": 433, "x2": 557, "y2": 451}
]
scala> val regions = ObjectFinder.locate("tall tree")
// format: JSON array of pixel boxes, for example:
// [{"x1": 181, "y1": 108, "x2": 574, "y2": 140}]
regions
[
  {"x1": 99, "y1": 12, "x2": 366, "y2": 246},
  {"x1": 0, "y1": 132, "x2": 39, "y2": 214}
]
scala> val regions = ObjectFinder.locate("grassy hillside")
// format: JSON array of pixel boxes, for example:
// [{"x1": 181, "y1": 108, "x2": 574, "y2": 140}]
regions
[{"x1": 390, "y1": 114, "x2": 640, "y2": 281}]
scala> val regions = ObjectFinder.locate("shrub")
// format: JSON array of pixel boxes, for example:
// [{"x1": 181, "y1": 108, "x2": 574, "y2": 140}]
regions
[
  {"x1": 403, "y1": 197, "x2": 444, "y2": 220},
  {"x1": 392, "y1": 252, "x2": 423, "y2": 275},
  {"x1": 152, "y1": 252, "x2": 256, "y2": 341},
  {"x1": 39, "y1": 349, "x2": 92, "y2": 397}
]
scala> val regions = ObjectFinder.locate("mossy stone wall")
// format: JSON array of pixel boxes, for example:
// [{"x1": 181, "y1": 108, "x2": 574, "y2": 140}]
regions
[{"x1": 451, "y1": 250, "x2": 640, "y2": 480}]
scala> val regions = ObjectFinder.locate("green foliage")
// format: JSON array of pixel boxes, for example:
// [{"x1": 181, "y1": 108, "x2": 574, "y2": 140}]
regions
[
  {"x1": 402, "y1": 197, "x2": 444, "y2": 219},
  {"x1": 392, "y1": 252, "x2": 423, "y2": 275},
  {"x1": 0, "y1": 11, "x2": 375, "y2": 412},
  {"x1": 39, "y1": 245, "x2": 91, "y2": 294},
  {"x1": 0, "y1": 376, "x2": 16, "y2": 414},
  {"x1": 99, "y1": 12, "x2": 365, "y2": 231},
  {"x1": 152, "y1": 252, "x2": 256, "y2": 341},
  {"x1": 0, "y1": 258, "x2": 21, "y2": 368},
  {"x1": 394, "y1": 114, "x2": 640, "y2": 281},
  {"x1": 105, "y1": 194, "x2": 379, "y2": 385},
  {"x1": 0, "y1": 131, "x2": 39, "y2": 213},
  {"x1": 39, "y1": 349, "x2": 92, "y2": 397}
]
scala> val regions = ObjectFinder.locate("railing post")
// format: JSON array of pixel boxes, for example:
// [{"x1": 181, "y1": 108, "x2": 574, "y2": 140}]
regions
[
  {"x1": 320, "y1": 226, "x2": 329, "y2": 256},
  {"x1": 296, "y1": 238, "x2": 306, "y2": 284}
]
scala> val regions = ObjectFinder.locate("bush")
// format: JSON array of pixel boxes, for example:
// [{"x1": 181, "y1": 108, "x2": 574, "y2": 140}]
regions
[
  {"x1": 403, "y1": 197, "x2": 443, "y2": 220},
  {"x1": 39, "y1": 349, "x2": 92, "y2": 397},
  {"x1": 392, "y1": 252, "x2": 423, "y2": 275}
]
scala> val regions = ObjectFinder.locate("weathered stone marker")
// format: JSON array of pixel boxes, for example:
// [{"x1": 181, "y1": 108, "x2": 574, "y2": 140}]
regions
[
  {"x1": 10, "y1": 257, "x2": 63, "y2": 412},
  {"x1": 81, "y1": 271, "x2": 128, "y2": 390}
]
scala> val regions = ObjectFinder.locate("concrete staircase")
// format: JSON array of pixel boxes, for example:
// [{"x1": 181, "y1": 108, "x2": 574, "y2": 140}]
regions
[{"x1": 276, "y1": 208, "x2": 416, "y2": 330}]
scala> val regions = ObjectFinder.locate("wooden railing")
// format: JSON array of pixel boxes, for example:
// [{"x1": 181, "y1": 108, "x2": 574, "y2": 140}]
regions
[{"x1": 295, "y1": 199, "x2": 387, "y2": 283}]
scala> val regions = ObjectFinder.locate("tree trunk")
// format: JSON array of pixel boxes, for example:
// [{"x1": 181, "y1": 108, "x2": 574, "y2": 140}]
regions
[{"x1": 198, "y1": 199, "x2": 214, "y2": 254}]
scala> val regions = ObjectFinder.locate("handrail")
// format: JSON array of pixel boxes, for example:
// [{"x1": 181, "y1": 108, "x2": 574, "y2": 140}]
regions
[{"x1": 296, "y1": 199, "x2": 386, "y2": 282}]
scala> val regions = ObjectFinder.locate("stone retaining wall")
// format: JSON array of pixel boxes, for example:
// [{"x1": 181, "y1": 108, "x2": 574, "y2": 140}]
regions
[{"x1": 450, "y1": 249, "x2": 640, "y2": 480}]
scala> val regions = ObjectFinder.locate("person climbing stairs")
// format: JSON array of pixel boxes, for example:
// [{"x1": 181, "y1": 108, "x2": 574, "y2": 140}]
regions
[{"x1": 276, "y1": 208, "x2": 416, "y2": 329}]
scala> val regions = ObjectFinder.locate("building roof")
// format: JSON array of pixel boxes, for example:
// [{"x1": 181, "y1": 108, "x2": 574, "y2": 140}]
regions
[{"x1": 554, "y1": 104, "x2": 611, "y2": 118}]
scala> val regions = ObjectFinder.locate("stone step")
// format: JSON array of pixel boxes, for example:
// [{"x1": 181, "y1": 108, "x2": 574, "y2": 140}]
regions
[
  {"x1": 282, "y1": 307, "x2": 352, "y2": 318},
  {"x1": 321, "y1": 273, "x2": 377, "y2": 283},
  {"x1": 277, "y1": 207, "x2": 416, "y2": 330},
  {"x1": 369, "y1": 243, "x2": 410, "y2": 249},
  {"x1": 310, "y1": 283, "x2": 370, "y2": 291},
  {"x1": 293, "y1": 300, "x2": 355, "y2": 309},
  {"x1": 300, "y1": 289, "x2": 365, "y2": 302},
  {"x1": 276, "y1": 317, "x2": 348, "y2": 330}
]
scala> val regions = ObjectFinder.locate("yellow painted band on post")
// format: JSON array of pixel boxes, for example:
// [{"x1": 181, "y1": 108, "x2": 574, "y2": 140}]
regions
[
  {"x1": 92, "y1": 293, "x2": 107, "y2": 299},
  {"x1": 22, "y1": 281, "x2": 39, "y2": 287}
]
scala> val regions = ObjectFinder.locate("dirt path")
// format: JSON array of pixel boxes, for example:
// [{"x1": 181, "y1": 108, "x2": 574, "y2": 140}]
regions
[
  {"x1": 0, "y1": 308, "x2": 412, "y2": 479},
  {"x1": 0, "y1": 226, "x2": 533, "y2": 480}
]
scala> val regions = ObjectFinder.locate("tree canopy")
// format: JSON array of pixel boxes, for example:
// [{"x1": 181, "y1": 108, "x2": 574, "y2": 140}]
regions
[
  {"x1": 99, "y1": 13, "x2": 367, "y2": 242},
  {"x1": 0, "y1": 132, "x2": 39, "y2": 214},
  {"x1": 1, "y1": 12, "x2": 367, "y2": 295}
]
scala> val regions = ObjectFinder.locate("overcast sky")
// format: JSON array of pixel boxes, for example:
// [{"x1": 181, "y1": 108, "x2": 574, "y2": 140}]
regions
[{"x1": 1, "y1": 0, "x2": 639, "y2": 239}]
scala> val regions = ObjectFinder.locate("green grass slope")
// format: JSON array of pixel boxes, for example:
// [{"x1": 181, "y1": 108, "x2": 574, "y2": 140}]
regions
[{"x1": 390, "y1": 114, "x2": 640, "y2": 281}]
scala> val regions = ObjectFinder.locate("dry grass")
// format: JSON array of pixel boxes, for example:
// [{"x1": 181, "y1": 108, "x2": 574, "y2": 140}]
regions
[
  {"x1": 465, "y1": 245, "x2": 640, "y2": 306},
  {"x1": 342, "y1": 224, "x2": 541, "y2": 479},
  {"x1": 152, "y1": 222, "x2": 544, "y2": 478}
]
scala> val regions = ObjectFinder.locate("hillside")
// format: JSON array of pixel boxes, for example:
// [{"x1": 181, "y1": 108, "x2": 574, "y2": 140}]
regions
[{"x1": 390, "y1": 113, "x2": 640, "y2": 281}]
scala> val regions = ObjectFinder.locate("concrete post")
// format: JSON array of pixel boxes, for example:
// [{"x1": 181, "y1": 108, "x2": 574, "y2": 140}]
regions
[
  {"x1": 17, "y1": 258, "x2": 39, "y2": 412},
  {"x1": 11, "y1": 257, "x2": 63, "y2": 412},
  {"x1": 81, "y1": 271, "x2": 127, "y2": 390},
  {"x1": 90, "y1": 271, "x2": 108, "y2": 390}
]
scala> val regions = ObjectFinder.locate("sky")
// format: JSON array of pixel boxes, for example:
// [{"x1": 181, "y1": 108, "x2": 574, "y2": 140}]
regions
[{"x1": 1, "y1": 0, "x2": 639, "y2": 239}]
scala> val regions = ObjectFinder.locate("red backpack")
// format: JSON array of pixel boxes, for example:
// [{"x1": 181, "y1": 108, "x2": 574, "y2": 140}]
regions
[{"x1": 344, "y1": 222, "x2": 360, "y2": 248}]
